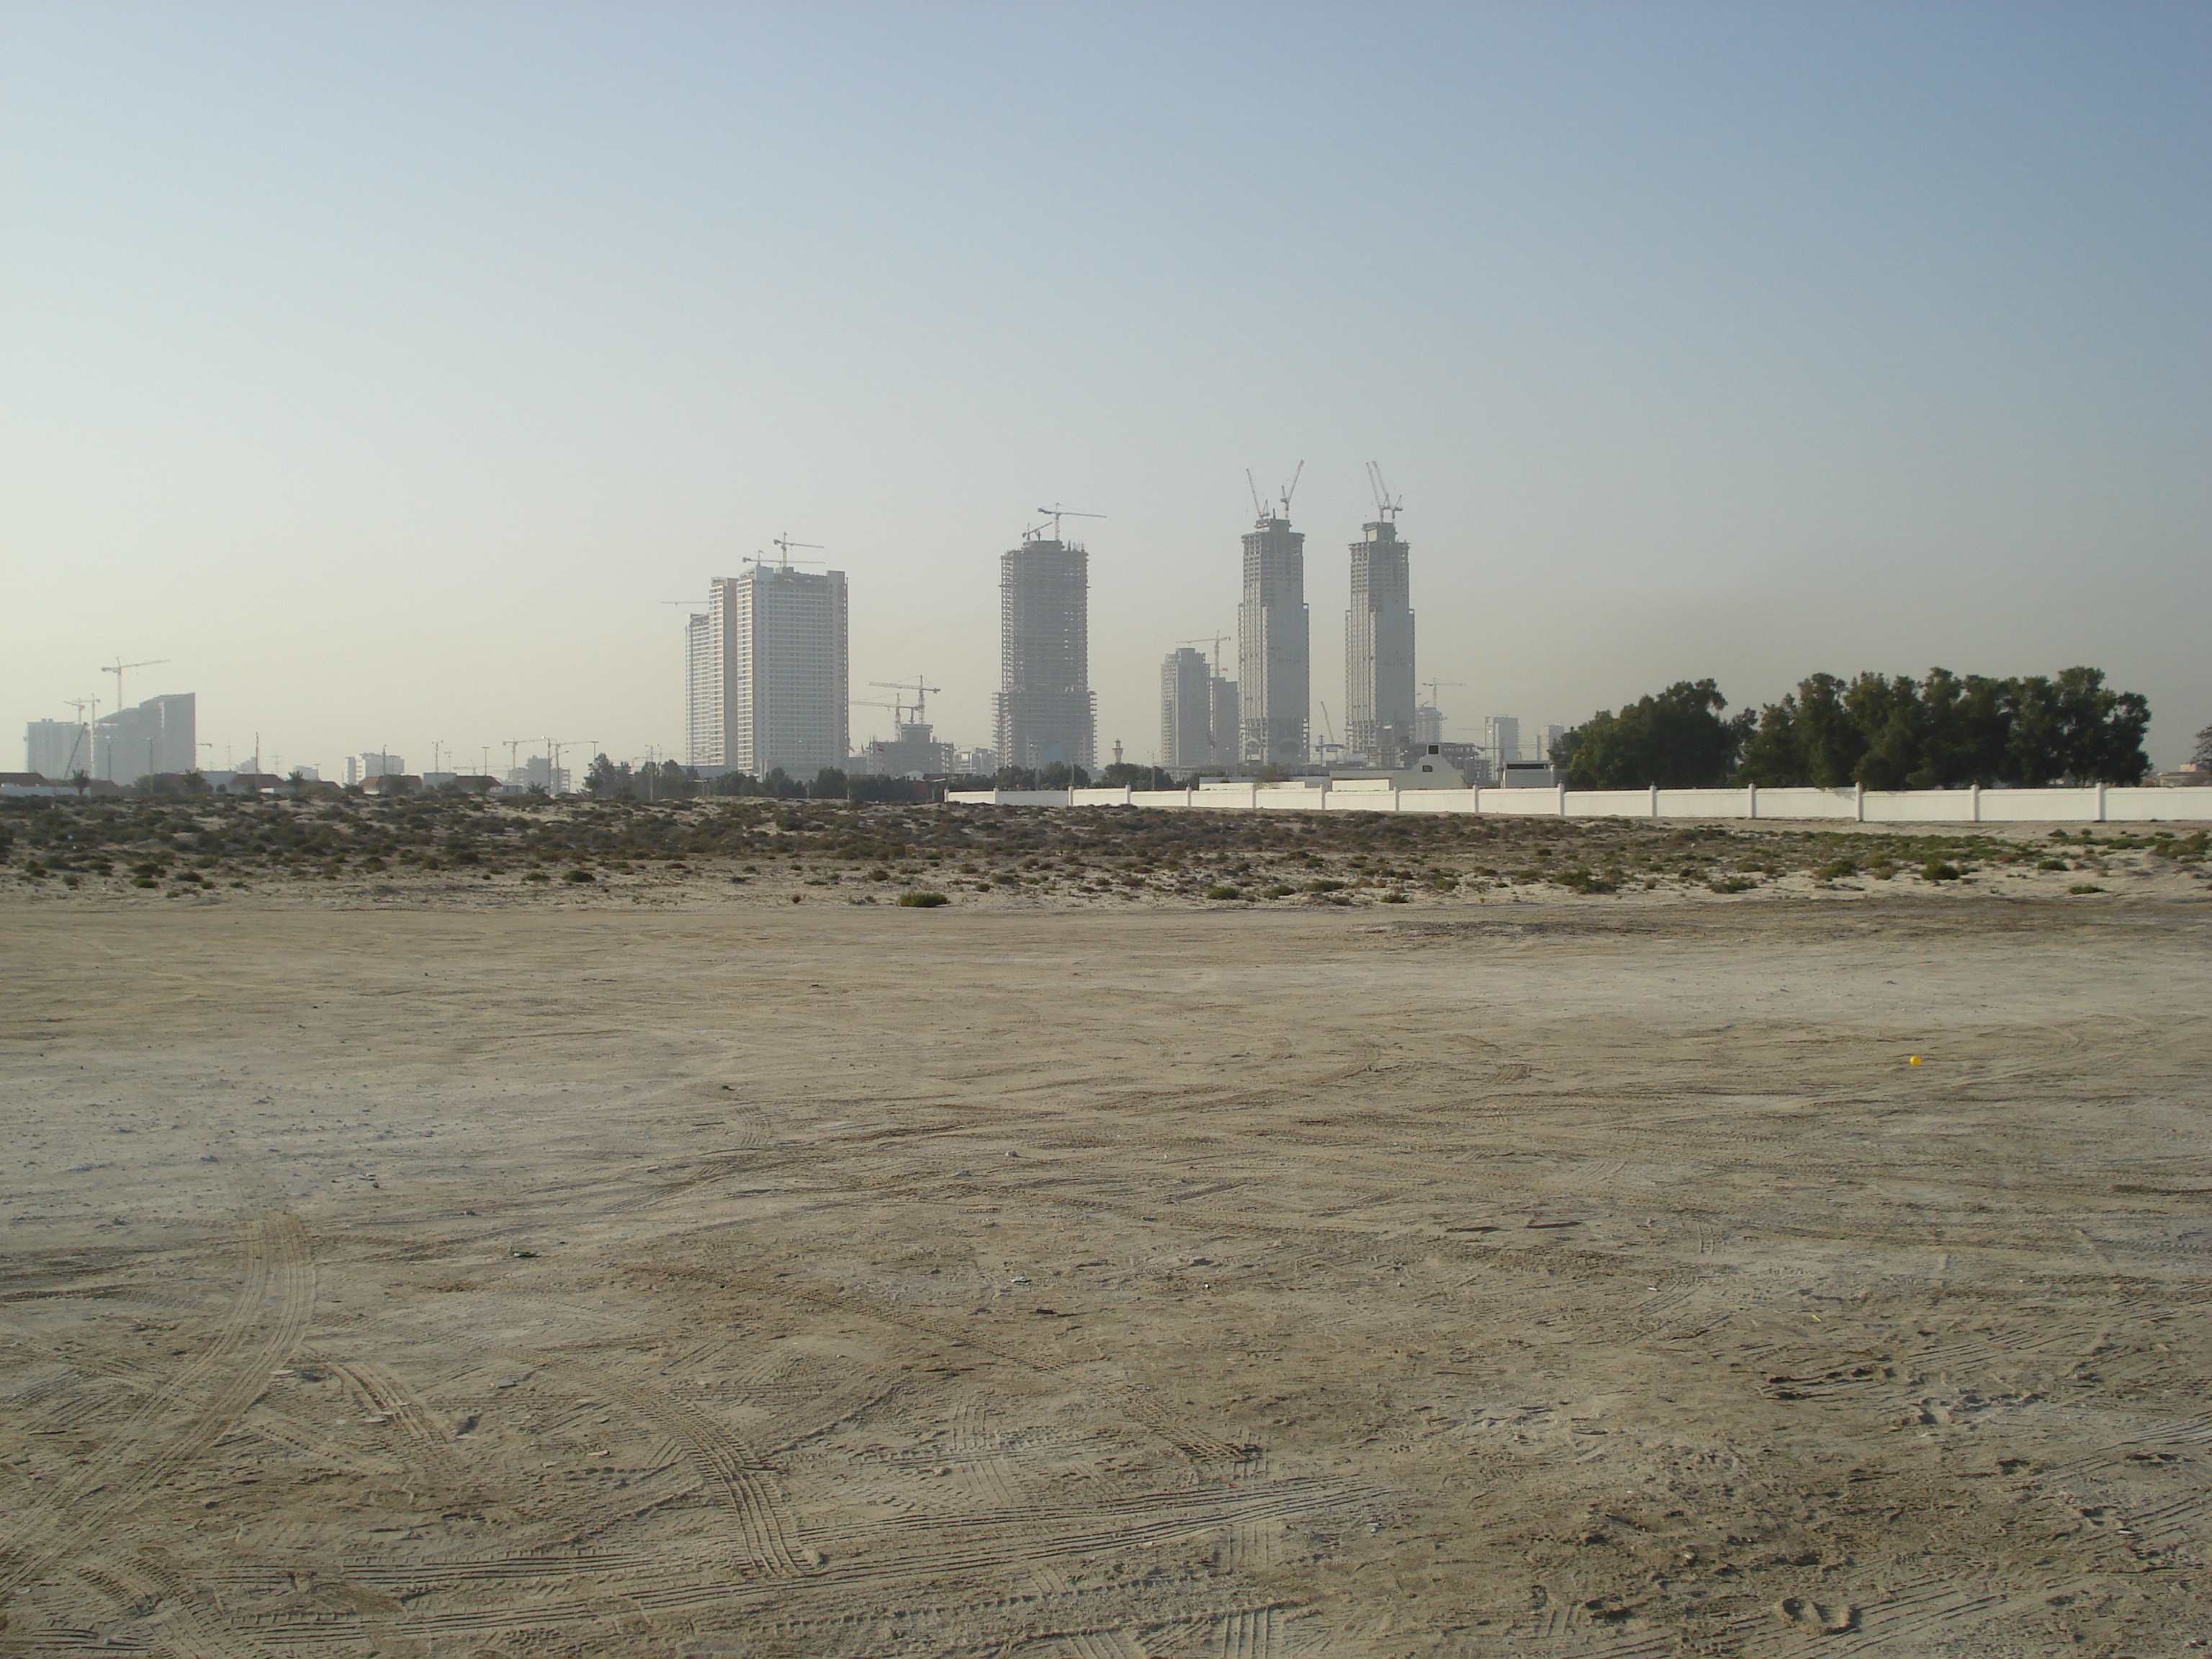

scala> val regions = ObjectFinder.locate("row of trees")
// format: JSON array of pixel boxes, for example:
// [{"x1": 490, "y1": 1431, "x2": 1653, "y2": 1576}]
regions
[{"x1": 1552, "y1": 667, "x2": 2155, "y2": 790}]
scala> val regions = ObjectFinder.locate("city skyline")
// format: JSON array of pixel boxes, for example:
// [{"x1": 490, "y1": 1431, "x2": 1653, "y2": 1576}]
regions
[{"x1": 3, "y1": 6, "x2": 2203, "y2": 770}]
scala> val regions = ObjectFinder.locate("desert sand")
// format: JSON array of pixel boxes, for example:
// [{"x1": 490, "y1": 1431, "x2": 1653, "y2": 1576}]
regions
[{"x1": 2, "y1": 870, "x2": 2209, "y2": 1655}]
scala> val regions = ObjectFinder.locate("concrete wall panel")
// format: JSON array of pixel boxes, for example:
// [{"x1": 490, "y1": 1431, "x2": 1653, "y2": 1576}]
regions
[
  {"x1": 1863, "y1": 792, "x2": 1974, "y2": 822},
  {"x1": 1754, "y1": 788, "x2": 1858, "y2": 819},
  {"x1": 2107, "y1": 787, "x2": 2212, "y2": 822}
]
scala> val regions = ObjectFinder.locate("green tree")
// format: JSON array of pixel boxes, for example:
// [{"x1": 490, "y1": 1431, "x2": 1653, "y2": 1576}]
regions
[
  {"x1": 1100, "y1": 762, "x2": 1177, "y2": 789},
  {"x1": 811, "y1": 767, "x2": 849, "y2": 799},
  {"x1": 585, "y1": 753, "x2": 634, "y2": 797},
  {"x1": 1559, "y1": 680, "x2": 1742, "y2": 788},
  {"x1": 2009, "y1": 667, "x2": 2149, "y2": 785},
  {"x1": 2193, "y1": 724, "x2": 2212, "y2": 774},
  {"x1": 1914, "y1": 669, "x2": 2012, "y2": 786}
]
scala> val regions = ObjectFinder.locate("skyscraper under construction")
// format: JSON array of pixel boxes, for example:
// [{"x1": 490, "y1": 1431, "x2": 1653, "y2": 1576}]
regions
[
  {"x1": 995, "y1": 533, "x2": 1095, "y2": 773},
  {"x1": 1238, "y1": 487, "x2": 1309, "y2": 767},
  {"x1": 1345, "y1": 513, "x2": 1415, "y2": 765}
]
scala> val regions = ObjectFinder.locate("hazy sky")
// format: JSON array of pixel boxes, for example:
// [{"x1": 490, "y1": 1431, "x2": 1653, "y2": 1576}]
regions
[{"x1": 5, "y1": 1, "x2": 2206, "y2": 775}]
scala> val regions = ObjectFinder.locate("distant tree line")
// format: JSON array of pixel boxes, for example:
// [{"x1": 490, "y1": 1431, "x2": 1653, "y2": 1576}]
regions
[{"x1": 1552, "y1": 667, "x2": 2152, "y2": 790}]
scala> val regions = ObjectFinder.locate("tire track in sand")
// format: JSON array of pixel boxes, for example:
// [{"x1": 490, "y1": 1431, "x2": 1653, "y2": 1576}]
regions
[
  {"x1": 0, "y1": 1210, "x2": 312, "y2": 1654},
  {"x1": 639, "y1": 1257, "x2": 1251, "y2": 1465},
  {"x1": 484, "y1": 1344, "x2": 809, "y2": 1580}
]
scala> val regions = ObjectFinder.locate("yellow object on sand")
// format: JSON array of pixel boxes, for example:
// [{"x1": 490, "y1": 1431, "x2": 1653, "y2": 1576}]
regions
[{"x1": 1908, "y1": 1056, "x2": 1921, "y2": 1065}]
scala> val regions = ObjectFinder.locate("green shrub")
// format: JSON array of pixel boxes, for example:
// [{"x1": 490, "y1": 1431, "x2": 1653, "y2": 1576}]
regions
[
  {"x1": 1816, "y1": 858, "x2": 1859, "y2": 880},
  {"x1": 1204, "y1": 884, "x2": 1243, "y2": 900},
  {"x1": 897, "y1": 890, "x2": 949, "y2": 907},
  {"x1": 1708, "y1": 876, "x2": 1754, "y2": 894},
  {"x1": 1920, "y1": 861, "x2": 1961, "y2": 882},
  {"x1": 2037, "y1": 858, "x2": 2069, "y2": 871},
  {"x1": 1380, "y1": 891, "x2": 1409, "y2": 903},
  {"x1": 1554, "y1": 868, "x2": 1615, "y2": 894},
  {"x1": 562, "y1": 868, "x2": 595, "y2": 883},
  {"x1": 2068, "y1": 884, "x2": 2105, "y2": 895},
  {"x1": 1304, "y1": 878, "x2": 1345, "y2": 894}
]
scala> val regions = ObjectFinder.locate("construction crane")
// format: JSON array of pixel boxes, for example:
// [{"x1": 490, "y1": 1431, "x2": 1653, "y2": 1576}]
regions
[
  {"x1": 869, "y1": 677, "x2": 942, "y2": 727},
  {"x1": 1176, "y1": 634, "x2": 1232, "y2": 668},
  {"x1": 543, "y1": 738, "x2": 596, "y2": 796},
  {"x1": 1244, "y1": 462, "x2": 1303, "y2": 524},
  {"x1": 1421, "y1": 680, "x2": 1465, "y2": 709},
  {"x1": 61, "y1": 697, "x2": 96, "y2": 778},
  {"x1": 850, "y1": 698, "x2": 900, "y2": 737},
  {"x1": 100, "y1": 657, "x2": 169, "y2": 714},
  {"x1": 1366, "y1": 461, "x2": 1403, "y2": 521},
  {"x1": 739, "y1": 534, "x2": 825, "y2": 572},
  {"x1": 1032, "y1": 505, "x2": 1104, "y2": 542}
]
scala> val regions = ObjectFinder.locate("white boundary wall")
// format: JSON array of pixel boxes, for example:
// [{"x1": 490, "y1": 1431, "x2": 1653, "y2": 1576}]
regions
[{"x1": 945, "y1": 783, "x2": 2212, "y2": 824}]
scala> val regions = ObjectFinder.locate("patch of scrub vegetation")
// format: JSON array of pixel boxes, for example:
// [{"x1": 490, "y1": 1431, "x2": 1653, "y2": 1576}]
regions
[{"x1": 5, "y1": 793, "x2": 2197, "y2": 913}]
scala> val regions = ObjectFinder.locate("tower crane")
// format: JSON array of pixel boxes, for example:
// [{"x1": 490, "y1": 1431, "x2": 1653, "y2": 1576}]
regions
[
  {"x1": 1244, "y1": 462, "x2": 1304, "y2": 524},
  {"x1": 869, "y1": 677, "x2": 942, "y2": 727},
  {"x1": 850, "y1": 698, "x2": 901, "y2": 737},
  {"x1": 544, "y1": 739, "x2": 596, "y2": 796},
  {"x1": 742, "y1": 534, "x2": 824, "y2": 571},
  {"x1": 1366, "y1": 461, "x2": 1403, "y2": 521},
  {"x1": 1032, "y1": 505, "x2": 1104, "y2": 543},
  {"x1": 62, "y1": 697, "x2": 96, "y2": 778},
  {"x1": 1176, "y1": 635, "x2": 1232, "y2": 670},
  {"x1": 100, "y1": 657, "x2": 169, "y2": 714}
]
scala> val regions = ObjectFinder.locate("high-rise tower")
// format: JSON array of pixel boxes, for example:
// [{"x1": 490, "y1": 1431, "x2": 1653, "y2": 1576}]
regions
[
  {"x1": 93, "y1": 693, "x2": 194, "y2": 783},
  {"x1": 1160, "y1": 648, "x2": 1211, "y2": 772},
  {"x1": 685, "y1": 608, "x2": 721, "y2": 768},
  {"x1": 1345, "y1": 516, "x2": 1415, "y2": 765},
  {"x1": 995, "y1": 534, "x2": 1095, "y2": 773},
  {"x1": 1237, "y1": 488, "x2": 1309, "y2": 767},
  {"x1": 688, "y1": 563, "x2": 849, "y2": 778}
]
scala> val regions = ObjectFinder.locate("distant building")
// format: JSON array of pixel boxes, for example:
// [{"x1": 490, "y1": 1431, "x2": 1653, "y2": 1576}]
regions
[
  {"x1": 1483, "y1": 715, "x2": 1521, "y2": 768},
  {"x1": 1534, "y1": 724, "x2": 1566, "y2": 765},
  {"x1": 995, "y1": 535, "x2": 1095, "y2": 772},
  {"x1": 345, "y1": 752, "x2": 405, "y2": 787},
  {"x1": 1344, "y1": 518, "x2": 1414, "y2": 763},
  {"x1": 1160, "y1": 648, "x2": 1212, "y2": 773},
  {"x1": 685, "y1": 609, "x2": 721, "y2": 768},
  {"x1": 954, "y1": 745, "x2": 997, "y2": 778},
  {"x1": 688, "y1": 565, "x2": 850, "y2": 777},
  {"x1": 1238, "y1": 511, "x2": 1308, "y2": 765},
  {"x1": 505, "y1": 756, "x2": 571, "y2": 794},
  {"x1": 853, "y1": 721, "x2": 956, "y2": 778},
  {"x1": 25, "y1": 719, "x2": 89, "y2": 780},
  {"x1": 1210, "y1": 673, "x2": 1239, "y2": 768},
  {"x1": 94, "y1": 694, "x2": 194, "y2": 783},
  {"x1": 1430, "y1": 741, "x2": 1491, "y2": 785},
  {"x1": 1499, "y1": 760, "x2": 1559, "y2": 787}
]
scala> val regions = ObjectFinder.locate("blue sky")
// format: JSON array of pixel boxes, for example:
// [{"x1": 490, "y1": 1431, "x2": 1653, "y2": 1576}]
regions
[{"x1": 4, "y1": 1, "x2": 2206, "y2": 773}]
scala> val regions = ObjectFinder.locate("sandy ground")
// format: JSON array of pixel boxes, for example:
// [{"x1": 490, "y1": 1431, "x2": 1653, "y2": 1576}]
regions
[{"x1": 1, "y1": 887, "x2": 2208, "y2": 1656}]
